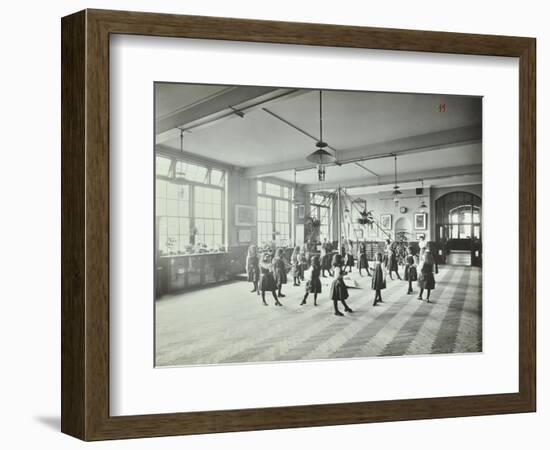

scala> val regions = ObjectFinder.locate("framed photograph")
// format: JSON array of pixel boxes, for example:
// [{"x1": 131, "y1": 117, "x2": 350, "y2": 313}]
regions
[
  {"x1": 235, "y1": 204, "x2": 256, "y2": 226},
  {"x1": 298, "y1": 204, "x2": 305, "y2": 219},
  {"x1": 414, "y1": 213, "x2": 427, "y2": 230},
  {"x1": 62, "y1": 9, "x2": 535, "y2": 441},
  {"x1": 238, "y1": 229, "x2": 252, "y2": 244},
  {"x1": 380, "y1": 214, "x2": 393, "y2": 230}
]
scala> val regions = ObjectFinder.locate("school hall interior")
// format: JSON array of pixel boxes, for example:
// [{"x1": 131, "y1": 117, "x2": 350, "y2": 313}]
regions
[{"x1": 154, "y1": 83, "x2": 482, "y2": 366}]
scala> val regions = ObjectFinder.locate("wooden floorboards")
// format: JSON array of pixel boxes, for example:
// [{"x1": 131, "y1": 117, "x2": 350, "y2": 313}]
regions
[{"x1": 155, "y1": 265, "x2": 482, "y2": 367}]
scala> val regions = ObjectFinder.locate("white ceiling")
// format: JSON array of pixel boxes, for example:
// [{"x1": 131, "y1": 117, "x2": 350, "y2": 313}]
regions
[
  {"x1": 155, "y1": 83, "x2": 482, "y2": 190},
  {"x1": 155, "y1": 84, "x2": 229, "y2": 120}
]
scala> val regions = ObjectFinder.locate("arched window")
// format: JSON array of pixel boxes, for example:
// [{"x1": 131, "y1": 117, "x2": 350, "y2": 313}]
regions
[
  {"x1": 448, "y1": 205, "x2": 481, "y2": 239},
  {"x1": 435, "y1": 192, "x2": 481, "y2": 241}
]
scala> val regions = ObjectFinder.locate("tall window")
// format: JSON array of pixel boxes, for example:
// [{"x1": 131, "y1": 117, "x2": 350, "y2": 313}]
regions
[
  {"x1": 156, "y1": 179, "x2": 190, "y2": 254},
  {"x1": 257, "y1": 180, "x2": 292, "y2": 246},
  {"x1": 156, "y1": 156, "x2": 226, "y2": 254},
  {"x1": 448, "y1": 205, "x2": 481, "y2": 239},
  {"x1": 194, "y1": 186, "x2": 223, "y2": 248},
  {"x1": 257, "y1": 196, "x2": 273, "y2": 245},
  {"x1": 310, "y1": 193, "x2": 332, "y2": 241}
]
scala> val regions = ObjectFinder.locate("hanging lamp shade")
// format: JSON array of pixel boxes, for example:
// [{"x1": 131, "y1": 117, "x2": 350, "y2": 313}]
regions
[
  {"x1": 293, "y1": 170, "x2": 302, "y2": 204},
  {"x1": 306, "y1": 147, "x2": 335, "y2": 165},
  {"x1": 418, "y1": 179, "x2": 427, "y2": 210},
  {"x1": 307, "y1": 90, "x2": 336, "y2": 181},
  {"x1": 392, "y1": 155, "x2": 401, "y2": 202}
]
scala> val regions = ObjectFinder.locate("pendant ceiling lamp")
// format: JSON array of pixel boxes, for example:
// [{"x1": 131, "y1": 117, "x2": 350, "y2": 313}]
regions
[
  {"x1": 418, "y1": 179, "x2": 428, "y2": 210},
  {"x1": 306, "y1": 90, "x2": 336, "y2": 181},
  {"x1": 293, "y1": 170, "x2": 301, "y2": 204},
  {"x1": 392, "y1": 155, "x2": 402, "y2": 203}
]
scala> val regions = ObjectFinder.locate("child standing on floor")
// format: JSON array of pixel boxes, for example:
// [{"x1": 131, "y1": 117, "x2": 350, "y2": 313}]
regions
[
  {"x1": 358, "y1": 240, "x2": 371, "y2": 277},
  {"x1": 417, "y1": 249, "x2": 436, "y2": 302},
  {"x1": 371, "y1": 252, "x2": 387, "y2": 306},
  {"x1": 404, "y1": 246, "x2": 418, "y2": 295},
  {"x1": 301, "y1": 255, "x2": 322, "y2": 306},
  {"x1": 344, "y1": 239, "x2": 355, "y2": 273},
  {"x1": 258, "y1": 252, "x2": 282, "y2": 306},
  {"x1": 331, "y1": 251, "x2": 343, "y2": 276},
  {"x1": 299, "y1": 248, "x2": 308, "y2": 282},
  {"x1": 330, "y1": 266, "x2": 353, "y2": 316},
  {"x1": 272, "y1": 248, "x2": 288, "y2": 298},
  {"x1": 387, "y1": 243, "x2": 402, "y2": 280},
  {"x1": 320, "y1": 238, "x2": 333, "y2": 277},
  {"x1": 291, "y1": 245, "x2": 301, "y2": 286},
  {"x1": 246, "y1": 244, "x2": 260, "y2": 295}
]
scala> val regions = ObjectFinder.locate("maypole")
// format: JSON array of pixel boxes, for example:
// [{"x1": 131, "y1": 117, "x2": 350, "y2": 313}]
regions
[{"x1": 340, "y1": 188, "x2": 393, "y2": 242}]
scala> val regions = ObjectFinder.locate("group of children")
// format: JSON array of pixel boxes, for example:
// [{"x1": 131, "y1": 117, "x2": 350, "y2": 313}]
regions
[{"x1": 245, "y1": 239, "x2": 437, "y2": 316}]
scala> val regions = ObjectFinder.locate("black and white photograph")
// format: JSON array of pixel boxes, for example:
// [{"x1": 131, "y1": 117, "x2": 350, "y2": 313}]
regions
[
  {"x1": 154, "y1": 82, "x2": 483, "y2": 367},
  {"x1": 380, "y1": 213, "x2": 393, "y2": 230},
  {"x1": 415, "y1": 212, "x2": 427, "y2": 230}
]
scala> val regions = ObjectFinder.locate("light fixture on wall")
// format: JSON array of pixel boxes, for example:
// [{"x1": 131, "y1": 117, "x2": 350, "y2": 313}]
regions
[
  {"x1": 306, "y1": 90, "x2": 335, "y2": 182},
  {"x1": 391, "y1": 155, "x2": 402, "y2": 204}
]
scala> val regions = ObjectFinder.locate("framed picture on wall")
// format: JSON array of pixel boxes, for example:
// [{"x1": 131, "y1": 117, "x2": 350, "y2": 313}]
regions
[
  {"x1": 62, "y1": 9, "x2": 535, "y2": 441},
  {"x1": 415, "y1": 213, "x2": 427, "y2": 230},
  {"x1": 380, "y1": 214, "x2": 392, "y2": 230},
  {"x1": 235, "y1": 204, "x2": 256, "y2": 226},
  {"x1": 297, "y1": 204, "x2": 305, "y2": 219}
]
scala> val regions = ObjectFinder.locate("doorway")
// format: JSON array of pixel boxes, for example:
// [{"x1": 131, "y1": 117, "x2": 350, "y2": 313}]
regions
[{"x1": 435, "y1": 192, "x2": 482, "y2": 267}]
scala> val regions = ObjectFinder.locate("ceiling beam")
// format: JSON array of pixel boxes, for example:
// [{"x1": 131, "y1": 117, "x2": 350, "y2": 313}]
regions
[
  {"x1": 156, "y1": 86, "x2": 306, "y2": 135},
  {"x1": 304, "y1": 164, "x2": 482, "y2": 192},
  {"x1": 241, "y1": 124, "x2": 481, "y2": 178}
]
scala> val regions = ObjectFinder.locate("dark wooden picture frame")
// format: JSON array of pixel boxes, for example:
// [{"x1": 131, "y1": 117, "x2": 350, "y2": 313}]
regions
[
  {"x1": 61, "y1": 9, "x2": 536, "y2": 441},
  {"x1": 414, "y1": 213, "x2": 427, "y2": 230},
  {"x1": 380, "y1": 214, "x2": 393, "y2": 230}
]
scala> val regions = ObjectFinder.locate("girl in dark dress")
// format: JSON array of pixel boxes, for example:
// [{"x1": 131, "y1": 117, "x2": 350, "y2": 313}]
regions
[
  {"x1": 427, "y1": 241, "x2": 439, "y2": 274},
  {"x1": 330, "y1": 266, "x2": 353, "y2": 316},
  {"x1": 301, "y1": 255, "x2": 322, "y2": 306},
  {"x1": 331, "y1": 252, "x2": 343, "y2": 274},
  {"x1": 417, "y1": 249, "x2": 436, "y2": 302},
  {"x1": 290, "y1": 245, "x2": 301, "y2": 286},
  {"x1": 272, "y1": 248, "x2": 288, "y2": 298},
  {"x1": 404, "y1": 246, "x2": 418, "y2": 295},
  {"x1": 320, "y1": 239, "x2": 333, "y2": 277},
  {"x1": 358, "y1": 240, "x2": 371, "y2": 277},
  {"x1": 387, "y1": 244, "x2": 402, "y2": 280},
  {"x1": 371, "y1": 252, "x2": 386, "y2": 306},
  {"x1": 245, "y1": 244, "x2": 260, "y2": 295},
  {"x1": 258, "y1": 252, "x2": 282, "y2": 306},
  {"x1": 299, "y1": 248, "x2": 308, "y2": 282},
  {"x1": 344, "y1": 239, "x2": 355, "y2": 273}
]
